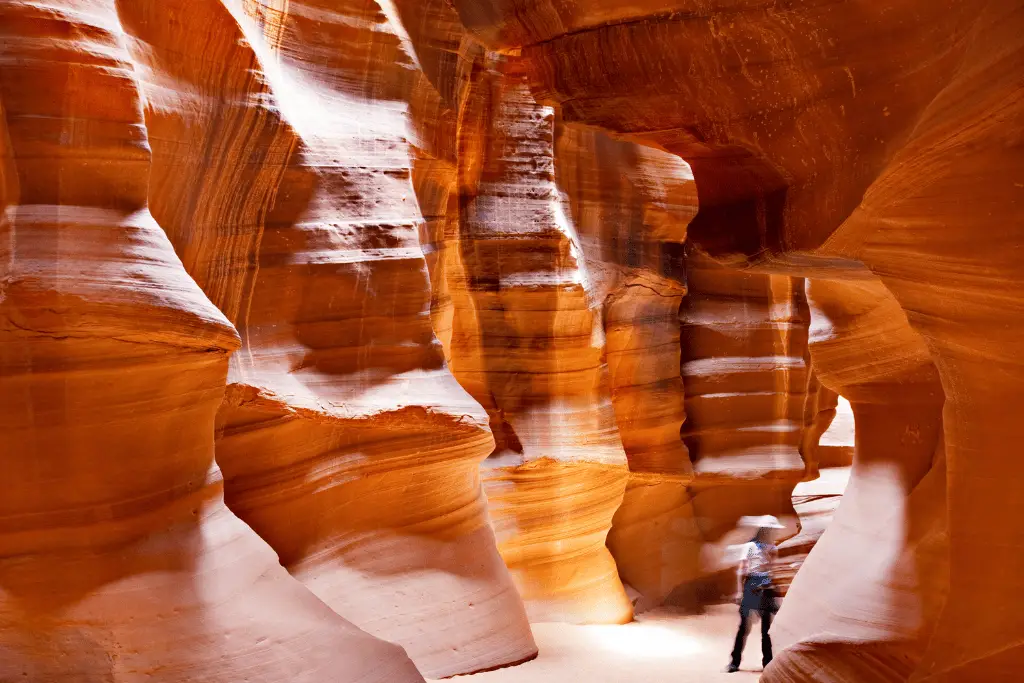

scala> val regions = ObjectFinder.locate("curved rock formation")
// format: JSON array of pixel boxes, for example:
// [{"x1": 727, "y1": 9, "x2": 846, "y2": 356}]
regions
[
  {"x1": 407, "y1": 18, "x2": 830, "y2": 617},
  {"x1": 451, "y1": 0, "x2": 1024, "y2": 679},
  {"x1": 119, "y1": 0, "x2": 535, "y2": 676},
  {"x1": 681, "y1": 251, "x2": 810, "y2": 504},
  {"x1": 554, "y1": 124, "x2": 693, "y2": 481},
  {"x1": 9, "y1": 0, "x2": 1021, "y2": 679},
  {"x1": 556, "y1": 124, "x2": 696, "y2": 613},
  {"x1": 775, "y1": 389, "x2": 853, "y2": 596},
  {"x1": 769, "y1": 278, "x2": 946, "y2": 682},
  {"x1": 402, "y1": 2, "x2": 636, "y2": 628},
  {"x1": 405, "y1": 5, "x2": 700, "y2": 620},
  {"x1": 445, "y1": 52, "x2": 633, "y2": 625},
  {"x1": 0, "y1": 1, "x2": 421, "y2": 680}
]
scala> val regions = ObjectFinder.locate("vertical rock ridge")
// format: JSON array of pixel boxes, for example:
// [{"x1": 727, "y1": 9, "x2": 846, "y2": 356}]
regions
[
  {"x1": 678, "y1": 250, "x2": 812, "y2": 603},
  {"x1": 552, "y1": 122, "x2": 697, "y2": 612},
  {"x1": 449, "y1": 52, "x2": 632, "y2": 624},
  {"x1": 764, "y1": 278, "x2": 947, "y2": 683}
]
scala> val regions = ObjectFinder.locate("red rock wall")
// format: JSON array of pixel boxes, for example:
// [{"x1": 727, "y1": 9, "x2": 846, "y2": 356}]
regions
[
  {"x1": 401, "y1": 2, "x2": 700, "y2": 624},
  {"x1": 7, "y1": 0, "x2": 991, "y2": 679},
  {"x1": 554, "y1": 124, "x2": 697, "y2": 613},
  {"x1": 126, "y1": 0, "x2": 535, "y2": 677},
  {"x1": 451, "y1": 53, "x2": 633, "y2": 625},
  {"x1": 398, "y1": 3, "x2": 634, "y2": 622},
  {"x1": 401, "y1": 10, "x2": 812, "y2": 621},
  {"x1": 452, "y1": 0, "x2": 1024, "y2": 679},
  {"x1": 417, "y1": 41, "x2": 820, "y2": 617},
  {"x1": 769, "y1": 278, "x2": 947, "y2": 681},
  {"x1": 0, "y1": 1, "x2": 421, "y2": 680},
  {"x1": 774, "y1": 386, "x2": 852, "y2": 596},
  {"x1": 681, "y1": 252, "x2": 810, "y2": 516}
]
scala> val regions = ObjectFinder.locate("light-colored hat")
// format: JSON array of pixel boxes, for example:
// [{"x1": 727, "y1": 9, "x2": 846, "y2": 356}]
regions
[{"x1": 737, "y1": 514, "x2": 785, "y2": 530}]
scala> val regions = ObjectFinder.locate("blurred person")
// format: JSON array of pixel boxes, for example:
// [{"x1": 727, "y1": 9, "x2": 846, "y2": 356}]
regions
[{"x1": 726, "y1": 520, "x2": 780, "y2": 673}]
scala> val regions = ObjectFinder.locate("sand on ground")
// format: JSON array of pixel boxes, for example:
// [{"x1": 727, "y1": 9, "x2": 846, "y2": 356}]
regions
[{"x1": 438, "y1": 605, "x2": 768, "y2": 682}]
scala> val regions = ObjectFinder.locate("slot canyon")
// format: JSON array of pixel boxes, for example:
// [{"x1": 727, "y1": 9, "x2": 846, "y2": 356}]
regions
[{"x1": 0, "y1": 0, "x2": 1020, "y2": 682}]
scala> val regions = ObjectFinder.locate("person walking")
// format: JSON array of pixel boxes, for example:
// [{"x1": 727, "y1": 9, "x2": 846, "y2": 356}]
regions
[{"x1": 726, "y1": 518, "x2": 781, "y2": 673}]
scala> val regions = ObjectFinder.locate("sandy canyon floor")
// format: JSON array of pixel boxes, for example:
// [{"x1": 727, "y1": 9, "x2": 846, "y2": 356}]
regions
[{"x1": 438, "y1": 605, "x2": 766, "y2": 682}]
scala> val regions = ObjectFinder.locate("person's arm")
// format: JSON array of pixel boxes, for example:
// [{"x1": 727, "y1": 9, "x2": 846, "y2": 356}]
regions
[{"x1": 736, "y1": 553, "x2": 747, "y2": 602}]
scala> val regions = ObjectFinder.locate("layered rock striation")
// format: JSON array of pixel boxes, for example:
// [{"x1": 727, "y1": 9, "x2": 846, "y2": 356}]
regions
[
  {"x1": 7, "y1": 0, "x2": 1012, "y2": 680},
  {"x1": 677, "y1": 251, "x2": 814, "y2": 603},
  {"x1": 453, "y1": 0, "x2": 1024, "y2": 679},
  {"x1": 770, "y1": 278, "x2": 946, "y2": 682},
  {"x1": 555, "y1": 124, "x2": 697, "y2": 613},
  {"x1": 125, "y1": 0, "x2": 536, "y2": 677},
  {"x1": 403, "y1": 1, "x2": 701, "y2": 624},
  {"x1": 0, "y1": 1, "x2": 422, "y2": 680},
  {"x1": 451, "y1": 54, "x2": 633, "y2": 625}
]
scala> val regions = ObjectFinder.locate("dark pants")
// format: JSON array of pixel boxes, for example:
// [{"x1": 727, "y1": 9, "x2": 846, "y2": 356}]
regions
[{"x1": 730, "y1": 599, "x2": 773, "y2": 668}]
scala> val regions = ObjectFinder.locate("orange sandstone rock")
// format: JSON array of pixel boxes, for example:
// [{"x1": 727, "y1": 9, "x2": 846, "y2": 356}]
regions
[
  {"x1": 452, "y1": 1, "x2": 1024, "y2": 679},
  {"x1": 768, "y1": 278, "x2": 947, "y2": 682},
  {"x1": 0, "y1": 1, "x2": 421, "y2": 680},
  {"x1": 678, "y1": 251, "x2": 811, "y2": 603},
  {"x1": 121, "y1": 0, "x2": 535, "y2": 676},
  {"x1": 448, "y1": 53, "x2": 632, "y2": 625},
  {"x1": 554, "y1": 124, "x2": 696, "y2": 612}
]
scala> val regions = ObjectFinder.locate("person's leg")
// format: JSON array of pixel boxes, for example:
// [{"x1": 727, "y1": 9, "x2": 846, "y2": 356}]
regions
[
  {"x1": 730, "y1": 606, "x2": 751, "y2": 670},
  {"x1": 760, "y1": 607, "x2": 773, "y2": 667}
]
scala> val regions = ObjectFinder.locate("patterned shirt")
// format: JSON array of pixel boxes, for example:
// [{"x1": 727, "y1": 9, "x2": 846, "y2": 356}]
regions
[{"x1": 742, "y1": 540, "x2": 776, "y2": 576}]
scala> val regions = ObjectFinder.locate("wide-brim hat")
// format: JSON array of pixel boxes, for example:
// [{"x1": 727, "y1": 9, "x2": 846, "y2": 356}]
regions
[{"x1": 737, "y1": 514, "x2": 785, "y2": 530}]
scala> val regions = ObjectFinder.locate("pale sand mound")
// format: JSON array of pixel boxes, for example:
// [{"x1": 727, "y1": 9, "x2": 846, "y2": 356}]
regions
[{"x1": 439, "y1": 606, "x2": 767, "y2": 681}]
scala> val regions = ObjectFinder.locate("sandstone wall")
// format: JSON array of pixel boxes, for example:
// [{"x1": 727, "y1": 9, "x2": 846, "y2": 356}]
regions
[
  {"x1": 1, "y1": 0, "x2": 968, "y2": 679},
  {"x1": 403, "y1": 28, "x2": 819, "y2": 621},
  {"x1": 555, "y1": 124, "x2": 696, "y2": 614},
  {"x1": 452, "y1": 0, "x2": 1024, "y2": 679},
  {"x1": 677, "y1": 251, "x2": 816, "y2": 604},
  {"x1": 398, "y1": 0, "x2": 697, "y2": 624},
  {"x1": 775, "y1": 394, "x2": 853, "y2": 596},
  {"x1": 0, "y1": 1, "x2": 422, "y2": 680}
]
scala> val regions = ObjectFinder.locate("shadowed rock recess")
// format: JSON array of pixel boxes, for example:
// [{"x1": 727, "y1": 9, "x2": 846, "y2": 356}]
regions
[{"x1": 3, "y1": 0, "x2": 1021, "y2": 681}]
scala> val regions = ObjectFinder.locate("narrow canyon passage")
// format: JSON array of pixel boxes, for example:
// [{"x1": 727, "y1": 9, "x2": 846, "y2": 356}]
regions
[{"x1": 2, "y1": 1, "x2": 1020, "y2": 682}]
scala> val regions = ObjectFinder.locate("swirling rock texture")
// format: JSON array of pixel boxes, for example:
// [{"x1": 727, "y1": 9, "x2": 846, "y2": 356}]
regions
[
  {"x1": 402, "y1": 0, "x2": 701, "y2": 624},
  {"x1": 555, "y1": 123, "x2": 695, "y2": 614},
  {"x1": 419, "y1": 45, "x2": 640, "y2": 625},
  {"x1": 773, "y1": 278, "x2": 946, "y2": 681},
  {"x1": 454, "y1": 55, "x2": 636, "y2": 626},
  {"x1": 409, "y1": 27, "x2": 817, "y2": 619},
  {"x1": 453, "y1": 0, "x2": 1024, "y2": 680},
  {"x1": 10, "y1": 0, "x2": 1017, "y2": 680},
  {"x1": 123, "y1": 0, "x2": 535, "y2": 677},
  {"x1": 0, "y1": 1, "x2": 421, "y2": 681}
]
